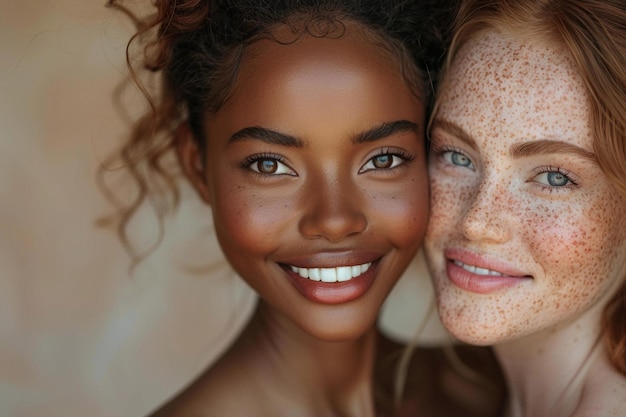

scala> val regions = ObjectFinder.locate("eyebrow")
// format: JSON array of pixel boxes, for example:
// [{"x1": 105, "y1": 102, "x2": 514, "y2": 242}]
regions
[
  {"x1": 352, "y1": 120, "x2": 420, "y2": 144},
  {"x1": 510, "y1": 140, "x2": 596, "y2": 161},
  {"x1": 229, "y1": 127, "x2": 304, "y2": 147},
  {"x1": 431, "y1": 119, "x2": 478, "y2": 150},
  {"x1": 228, "y1": 120, "x2": 420, "y2": 147},
  {"x1": 432, "y1": 118, "x2": 596, "y2": 161}
]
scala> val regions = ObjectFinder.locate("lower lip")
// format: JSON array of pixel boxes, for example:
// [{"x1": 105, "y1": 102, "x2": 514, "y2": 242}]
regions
[
  {"x1": 446, "y1": 261, "x2": 531, "y2": 294},
  {"x1": 284, "y1": 262, "x2": 378, "y2": 305}
]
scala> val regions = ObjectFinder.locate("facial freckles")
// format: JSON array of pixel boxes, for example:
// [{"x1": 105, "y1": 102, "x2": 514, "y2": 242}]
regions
[
  {"x1": 195, "y1": 26, "x2": 428, "y2": 341},
  {"x1": 425, "y1": 30, "x2": 626, "y2": 345}
]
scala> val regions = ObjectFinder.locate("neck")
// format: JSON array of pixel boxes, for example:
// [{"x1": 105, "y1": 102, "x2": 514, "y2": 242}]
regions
[
  {"x1": 494, "y1": 309, "x2": 603, "y2": 417},
  {"x1": 235, "y1": 301, "x2": 378, "y2": 417}
]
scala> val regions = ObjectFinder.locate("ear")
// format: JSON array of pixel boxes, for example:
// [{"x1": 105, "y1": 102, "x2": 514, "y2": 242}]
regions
[{"x1": 175, "y1": 123, "x2": 212, "y2": 205}]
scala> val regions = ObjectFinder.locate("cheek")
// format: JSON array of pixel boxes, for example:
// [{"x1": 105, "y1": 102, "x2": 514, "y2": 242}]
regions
[
  {"x1": 526, "y1": 194, "x2": 626, "y2": 298},
  {"x1": 211, "y1": 180, "x2": 295, "y2": 256},
  {"x1": 426, "y1": 175, "x2": 471, "y2": 237},
  {"x1": 375, "y1": 171, "x2": 430, "y2": 248}
]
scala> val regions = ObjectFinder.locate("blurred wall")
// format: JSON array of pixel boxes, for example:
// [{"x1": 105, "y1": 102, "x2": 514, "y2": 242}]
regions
[{"x1": 0, "y1": 2, "x2": 256, "y2": 416}]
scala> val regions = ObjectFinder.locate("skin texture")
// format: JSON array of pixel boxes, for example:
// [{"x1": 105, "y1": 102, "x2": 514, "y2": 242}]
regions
[
  {"x1": 425, "y1": 29, "x2": 626, "y2": 416},
  {"x1": 155, "y1": 24, "x2": 429, "y2": 417},
  {"x1": 198, "y1": 25, "x2": 428, "y2": 341}
]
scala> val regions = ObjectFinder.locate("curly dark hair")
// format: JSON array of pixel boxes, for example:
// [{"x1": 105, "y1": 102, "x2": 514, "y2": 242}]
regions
[{"x1": 102, "y1": 0, "x2": 454, "y2": 259}]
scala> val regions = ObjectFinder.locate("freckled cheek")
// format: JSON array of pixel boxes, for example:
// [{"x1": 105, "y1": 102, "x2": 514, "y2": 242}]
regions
[
  {"x1": 525, "y1": 212, "x2": 612, "y2": 288},
  {"x1": 427, "y1": 177, "x2": 473, "y2": 237}
]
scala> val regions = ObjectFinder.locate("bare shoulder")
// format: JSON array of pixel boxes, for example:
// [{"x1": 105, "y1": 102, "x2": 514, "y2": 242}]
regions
[
  {"x1": 575, "y1": 366, "x2": 626, "y2": 417},
  {"x1": 147, "y1": 358, "x2": 262, "y2": 417}
]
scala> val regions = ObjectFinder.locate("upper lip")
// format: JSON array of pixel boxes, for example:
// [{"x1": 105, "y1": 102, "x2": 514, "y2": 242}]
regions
[
  {"x1": 278, "y1": 250, "x2": 383, "y2": 269},
  {"x1": 444, "y1": 247, "x2": 532, "y2": 278}
]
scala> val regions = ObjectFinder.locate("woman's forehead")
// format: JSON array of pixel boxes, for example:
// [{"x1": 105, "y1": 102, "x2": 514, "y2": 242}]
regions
[{"x1": 437, "y1": 29, "x2": 591, "y2": 151}]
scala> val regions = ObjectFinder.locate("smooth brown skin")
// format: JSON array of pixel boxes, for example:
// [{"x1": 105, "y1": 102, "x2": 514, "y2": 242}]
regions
[
  {"x1": 426, "y1": 29, "x2": 626, "y2": 416},
  {"x1": 149, "y1": 24, "x2": 430, "y2": 417}
]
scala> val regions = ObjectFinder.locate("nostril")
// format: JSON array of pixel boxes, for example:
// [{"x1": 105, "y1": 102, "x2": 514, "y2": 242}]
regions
[
  {"x1": 298, "y1": 208, "x2": 367, "y2": 242},
  {"x1": 298, "y1": 179, "x2": 368, "y2": 241}
]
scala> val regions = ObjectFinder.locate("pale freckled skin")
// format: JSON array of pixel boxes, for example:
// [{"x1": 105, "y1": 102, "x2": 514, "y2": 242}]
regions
[
  {"x1": 425, "y1": 30, "x2": 626, "y2": 346},
  {"x1": 426, "y1": 26, "x2": 626, "y2": 413}
]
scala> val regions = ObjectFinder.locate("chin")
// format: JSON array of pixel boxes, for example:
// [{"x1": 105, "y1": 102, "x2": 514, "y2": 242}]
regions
[
  {"x1": 301, "y1": 314, "x2": 376, "y2": 342},
  {"x1": 446, "y1": 328, "x2": 498, "y2": 347},
  {"x1": 441, "y1": 315, "x2": 525, "y2": 347}
]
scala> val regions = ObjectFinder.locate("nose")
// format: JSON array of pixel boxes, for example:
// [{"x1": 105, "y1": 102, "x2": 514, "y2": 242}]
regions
[
  {"x1": 458, "y1": 177, "x2": 512, "y2": 244},
  {"x1": 298, "y1": 176, "x2": 368, "y2": 242}
]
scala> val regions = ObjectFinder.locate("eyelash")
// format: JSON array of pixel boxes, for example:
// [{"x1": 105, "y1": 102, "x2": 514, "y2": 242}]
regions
[
  {"x1": 360, "y1": 148, "x2": 415, "y2": 173},
  {"x1": 240, "y1": 153, "x2": 295, "y2": 177},
  {"x1": 241, "y1": 149, "x2": 414, "y2": 176},
  {"x1": 377, "y1": 148, "x2": 413, "y2": 160},
  {"x1": 531, "y1": 166, "x2": 579, "y2": 192},
  {"x1": 432, "y1": 143, "x2": 581, "y2": 194},
  {"x1": 241, "y1": 152, "x2": 283, "y2": 166},
  {"x1": 431, "y1": 144, "x2": 473, "y2": 166}
]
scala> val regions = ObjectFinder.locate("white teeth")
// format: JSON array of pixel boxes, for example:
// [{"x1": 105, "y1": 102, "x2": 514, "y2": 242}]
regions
[
  {"x1": 336, "y1": 267, "x2": 352, "y2": 282},
  {"x1": 454, "y1": 260, "x2": 506, "y2": 277},
  {"x1": 309, "y1": 268, "x2": 321, "y2": 281},
  {"x1": 290, "y1": 262, "x2": 372, "y2": 282},
  {"x1": 320, "y1": 268, "x2": 337, "y2": 283}
]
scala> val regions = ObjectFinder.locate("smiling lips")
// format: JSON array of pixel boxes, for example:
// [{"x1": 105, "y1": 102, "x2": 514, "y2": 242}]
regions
[
  {"x1": 445, "y1": 253, "x2": 533, "y2": 294},
  {"x1": 289, "y1": 262, "x2": 372, "y2": 283},
  {"x1": 283, "y1": 259, "x2": 378, "y2": 304},
  {"x1": 452, "y1": 260, "x2": 512, "y2": 277}
]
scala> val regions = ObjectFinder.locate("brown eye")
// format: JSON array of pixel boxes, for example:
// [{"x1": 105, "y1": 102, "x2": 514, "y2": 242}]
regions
[
  {"x1": 246, "y1": 155, "x2": 296, "y2": 176},
  {"x1": 372, "y1": 154, "x2": 393, "y2": 169},
  {"x1": 257, "y1": 159, "x2": 278, "y2": 174},
  {"x1": 359, "y1": 152, "x2": 408, "y2": 173}
]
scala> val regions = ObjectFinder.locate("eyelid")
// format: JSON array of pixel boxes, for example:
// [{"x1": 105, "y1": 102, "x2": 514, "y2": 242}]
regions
[
  {"x1": 431, "y1": 144, "x2": 475, "y2": 169},
  {"x1": 530, "y1": 166, "x2": 580, "y2": 192},
  {"x1": 358, "y1": 147, "x2": 414, "y2": 173},
  {"x1": 241, "y1": 152, "x2": 297, "y2": 176}
]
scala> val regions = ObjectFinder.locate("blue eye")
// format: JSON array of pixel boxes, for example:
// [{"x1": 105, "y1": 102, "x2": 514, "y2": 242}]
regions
[
  {"x1": 534, "y1": 169, "x2": 574, "y2": 188},
  {"x1": 442, "y1": 150, "x2": 474, "y2": 169},
  {"x1": 547, "y1": 172, "x2": 569, "y2": 186}
]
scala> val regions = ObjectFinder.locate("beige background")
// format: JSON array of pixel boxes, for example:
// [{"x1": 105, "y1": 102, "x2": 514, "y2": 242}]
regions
[
  {"x1": 0, "y1": 2, "x2": 446, "y2": 416},
  {"x1": 1, "y1": 2, "x2": 257, "y2": 416}
]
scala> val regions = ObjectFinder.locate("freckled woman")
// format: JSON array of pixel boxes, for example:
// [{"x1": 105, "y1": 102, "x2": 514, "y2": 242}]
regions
[{"x1": 425, "y1": 0, "x2": 626, "y2": 415}]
